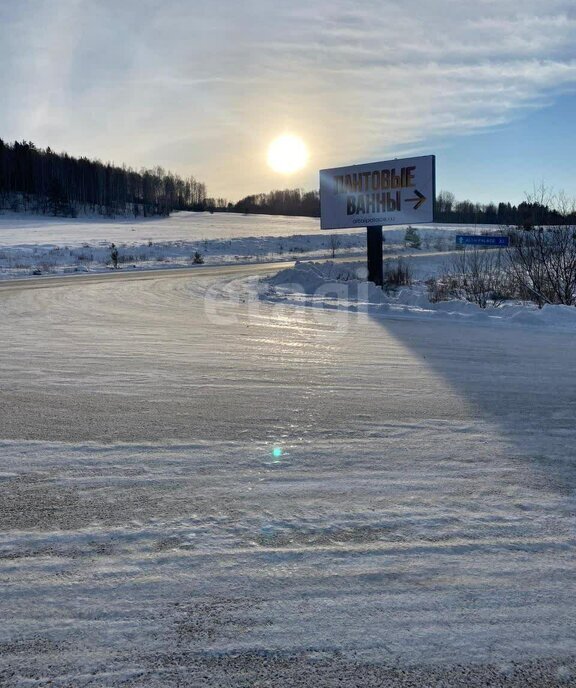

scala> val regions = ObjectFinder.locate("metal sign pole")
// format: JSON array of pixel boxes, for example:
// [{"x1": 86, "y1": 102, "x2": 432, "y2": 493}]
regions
[{"x1": 367, "y1": 225, "x2": 383, "y2": 287}]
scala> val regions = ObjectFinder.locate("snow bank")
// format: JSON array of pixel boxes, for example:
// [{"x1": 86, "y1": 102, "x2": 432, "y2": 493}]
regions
[{"x1": 263, "y1": 259, "x2": 576, "y2": 331}]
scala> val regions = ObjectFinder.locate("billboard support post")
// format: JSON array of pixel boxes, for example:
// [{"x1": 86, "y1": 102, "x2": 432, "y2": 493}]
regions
[{"x1": 367, "y1": 225, "x2": 383, "y2": 287}]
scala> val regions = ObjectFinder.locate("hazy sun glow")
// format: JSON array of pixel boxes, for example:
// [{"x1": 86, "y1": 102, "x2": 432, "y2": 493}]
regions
[{"x1": 267, "y1": 134, "x2": 309, "y2": 174}]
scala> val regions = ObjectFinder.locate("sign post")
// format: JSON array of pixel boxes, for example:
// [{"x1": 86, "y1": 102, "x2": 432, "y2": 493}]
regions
[
  {"x1": 320, "y1": 155, "x2": 435, "y2": 286},
  {"x1": 366, "y1": 225, "x2": 383, "y2": 286}
]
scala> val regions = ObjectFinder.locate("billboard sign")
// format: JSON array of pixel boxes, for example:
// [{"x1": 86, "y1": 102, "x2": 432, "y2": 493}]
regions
[
  {"x1": 456, "y1": 235, "x2": 509, "y2": 247},
  {"x1": 320, "y1": 155, "x2": 435, "y2": 230}
]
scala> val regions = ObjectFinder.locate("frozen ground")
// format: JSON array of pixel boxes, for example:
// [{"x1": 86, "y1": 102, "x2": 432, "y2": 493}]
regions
[
  {"x1": 0, "y1": 210, "x2": 488, "y2": 278},
  {"x1": 0, "y1": 262, "x2": 575, "y2": 686}
]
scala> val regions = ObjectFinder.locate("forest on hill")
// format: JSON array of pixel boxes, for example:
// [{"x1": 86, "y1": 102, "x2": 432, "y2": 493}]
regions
[{"x1": 0, "y1": 140, "x2": 211, "y2": 217}]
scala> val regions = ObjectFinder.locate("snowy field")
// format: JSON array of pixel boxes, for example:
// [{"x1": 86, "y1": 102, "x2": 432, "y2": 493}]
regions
[
  {"x1": 0, "y1": 211, "x2": 324, "y2": 246},
  {"x1": 1, "y1": 257, "x2": 575, "y2": 686},
  {"x1": 0, "y1": 211, "x2": 486, "y2": 278}
]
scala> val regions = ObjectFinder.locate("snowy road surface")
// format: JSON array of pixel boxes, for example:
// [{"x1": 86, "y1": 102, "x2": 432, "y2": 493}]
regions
[{"x1": 1, "y1": 263, "x2": 575, "y2": 686}]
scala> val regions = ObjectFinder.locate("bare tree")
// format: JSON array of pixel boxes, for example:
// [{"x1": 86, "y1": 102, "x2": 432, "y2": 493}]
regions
[
  {"x1": 506, "y1": 187, "x2": 576, "y2": 307},
  {"x1": 110, "y1": 243, "x2": 119, "y2": 269},
  {"x1": 449, "y1": 248, "x2": 510, "y2": 308},
  {"x1": 328, "y1": 234, "x2": 341, "y2": 259}
]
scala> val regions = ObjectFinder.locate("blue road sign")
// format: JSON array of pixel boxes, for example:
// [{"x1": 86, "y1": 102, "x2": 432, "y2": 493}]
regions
[{"x1": 455, "y1": 235, "x2": 509, "y2": 247}]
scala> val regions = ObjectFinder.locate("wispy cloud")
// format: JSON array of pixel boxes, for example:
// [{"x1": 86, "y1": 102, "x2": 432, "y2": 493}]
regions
[{"x1": 1, "y1": 0, "x2": 575, "y2": 197}]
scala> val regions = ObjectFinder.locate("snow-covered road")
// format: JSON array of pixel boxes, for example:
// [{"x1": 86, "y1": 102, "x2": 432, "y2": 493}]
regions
[{"x1": 1, "y1": 263, "x2": 575, "y2": 686}]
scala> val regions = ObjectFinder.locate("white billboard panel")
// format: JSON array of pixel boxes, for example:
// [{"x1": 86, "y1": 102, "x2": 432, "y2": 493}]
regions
[{"x1": 320, "y1": 155, "x2": 435, "y2": 230}]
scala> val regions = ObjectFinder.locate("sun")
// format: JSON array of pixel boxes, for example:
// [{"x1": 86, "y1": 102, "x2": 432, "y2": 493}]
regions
[{"x1": 267, "y1": 134, "x2": 309, "y2": 174}]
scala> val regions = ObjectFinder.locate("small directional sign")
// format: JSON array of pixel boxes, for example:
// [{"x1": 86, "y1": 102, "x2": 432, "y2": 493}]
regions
[
  {"x1": 320, "y1": 155, "x2": 435, "y2": 229},
  {"x1": 456, "y1": 235, "x2": 509, "y2": 247}
]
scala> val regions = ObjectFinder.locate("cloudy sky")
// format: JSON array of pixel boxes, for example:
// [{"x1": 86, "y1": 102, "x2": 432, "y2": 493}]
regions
[{"x1": 1, "y1": 0, "x2": 576, "y2": 202}]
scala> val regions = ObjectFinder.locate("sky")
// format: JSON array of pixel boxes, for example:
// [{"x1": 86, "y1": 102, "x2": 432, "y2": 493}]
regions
[{"x1": 1, "y1": 0, "x2": 576, "y2": 204}]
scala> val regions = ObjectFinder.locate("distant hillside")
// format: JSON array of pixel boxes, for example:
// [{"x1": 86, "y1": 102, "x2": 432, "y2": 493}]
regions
[{"x1": 0, "y1": 139, "x2": 210, "y2": 218}]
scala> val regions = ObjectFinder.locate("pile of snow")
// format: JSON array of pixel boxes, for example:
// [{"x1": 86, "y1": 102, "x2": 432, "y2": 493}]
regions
[{"x1": 262, "y1": 259, "x2": 576, "y2": 331}]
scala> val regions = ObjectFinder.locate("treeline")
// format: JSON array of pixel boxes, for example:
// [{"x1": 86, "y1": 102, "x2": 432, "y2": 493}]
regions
[
  {"x1": 0, "y1": 139, "x2": 209, "y2": 217},
  {"x1": 230, "y1": 188, "x2": 576, "y2": 225},
  {"x1": 434, "y1": 190, "x2": 576, "y2": 227},
  {"x1": 233, "y1": 188, "x2": 320, "y2": 216},
  {"x1": 2, "y1": 138, "x2": 573, "y2": 226}
]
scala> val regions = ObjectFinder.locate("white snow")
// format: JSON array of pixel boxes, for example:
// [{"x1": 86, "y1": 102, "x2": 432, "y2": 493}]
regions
[
  {"x1": 260, "y1": 257, "x2": 576, "y2": 331},
  {"x1": 1, "y1": 221, "x2": 575, "y2": 685},
  {"x1": 0, "y1": 211, "x2": 493, "y2": 278},
  {"x1": 1, "y1": 422, "x2": 575, "y2": 682},
  {"x1": 0, "y1": 210, "x2": 492, "y2": 246}
]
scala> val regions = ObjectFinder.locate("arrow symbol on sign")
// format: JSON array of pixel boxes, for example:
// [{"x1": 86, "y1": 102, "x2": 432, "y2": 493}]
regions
[{"x1": 405, "y1": 190, "x2": 426, "y2": 210}]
